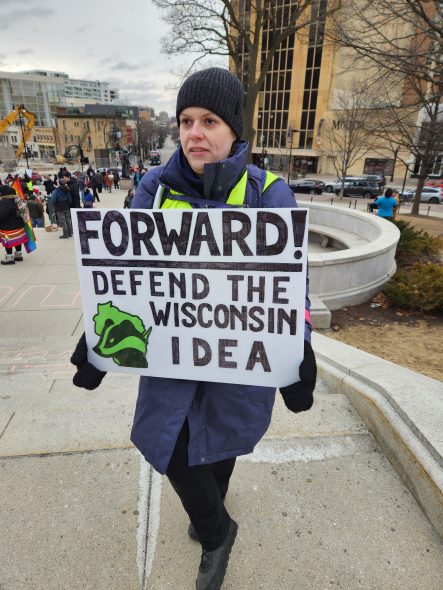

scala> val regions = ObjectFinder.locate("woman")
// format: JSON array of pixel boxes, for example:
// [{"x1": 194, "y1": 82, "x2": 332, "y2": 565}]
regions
[
  {"x1": 0, "y1": 184, "x2": 27, "y2": 264},
  {"x1": 374, "y1": 187, "x2": 399, "y2": 221},
  {"x1": 71, "y1": 68, "x2": 316, "y2": 590}
]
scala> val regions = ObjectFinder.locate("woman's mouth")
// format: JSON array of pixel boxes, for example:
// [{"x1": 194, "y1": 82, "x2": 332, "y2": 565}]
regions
[{"x1": 189, "y1": 147, "x2": 208, "y2": 154}]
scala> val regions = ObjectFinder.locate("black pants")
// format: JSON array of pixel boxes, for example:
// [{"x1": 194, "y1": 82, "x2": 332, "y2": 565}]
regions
[
  {"x1": 5, "y1": 245, "x2": 22, "y2": 254},
  {"x1": 166, "y1": 420, "x2": 236, "y2": 551},
  {"x1": 92, "y1": 186, "x2": 100, "y2": 202}
]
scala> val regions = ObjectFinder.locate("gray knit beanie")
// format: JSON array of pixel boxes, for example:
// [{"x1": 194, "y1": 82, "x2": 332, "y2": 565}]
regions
[{"x1": 176, "y1": 67, "x2": 244, "y2": 139}]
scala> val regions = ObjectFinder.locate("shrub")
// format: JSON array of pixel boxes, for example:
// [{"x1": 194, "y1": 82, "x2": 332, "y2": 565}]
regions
[
  {"x1": 383, "y1": 262, "x2": 443, "y2": 312},
  {"x1": 393, "y1": 220, "x2": 442, "y2": 266}
]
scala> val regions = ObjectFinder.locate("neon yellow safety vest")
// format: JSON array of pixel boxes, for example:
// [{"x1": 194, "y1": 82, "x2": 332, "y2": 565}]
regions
[
  {"x1": 26, "y1": 181, "x2": 33, "y2": 192},
  {"x1": 160, "y1": 169, "x2": 280, "y2": 209}
]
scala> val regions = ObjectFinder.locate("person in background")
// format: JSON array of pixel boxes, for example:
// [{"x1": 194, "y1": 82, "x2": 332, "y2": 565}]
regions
[
  {"x1": 105, "y1": 170, "x2": 113, "y2": 192},
  {"x1": 63, "y1": 173, "x2": 81, "y2": 209},
  {"x1": 392, "y1": 189, "x2": 400, "y2": 220},
  {"x1": 51, "y1": 179, "x2": 72, "y2": 238},
  {"x1": 113, "y1": 169, "x2": 120, "y2": 189},
  {"x1": 374, "y1": 187, "x2": 399, "y2": 221},
  {"x1": 123, "y1": 189, "x2": 133, "y2": 208},
  {"x1": 26, "y1": 193, "x2": 44, "y2": 228},
  {"x1": 77, "y1": 174, "x2": 86, "y2": 204},
  {"x1": 43, "y1": 175, "x2": 56, "y2": 196},
  {"x1": 24, "y1": 174, "x2": 33, "y2": 195},
  {"x1": 90, "y1": 172, "x2": 101, "y2": 202},
  {"x1": 133, "y1": 167, "x2": 143, "y2": 189},
  {"x1": 82, "y1": 187, "x2": 94, "y2": 208},
  {"x1": 0, "y1": 184, "x2": 27, "y2": 264},
  {"x1": 70, "y1": 67, "x2": 316, "y2": 590}
]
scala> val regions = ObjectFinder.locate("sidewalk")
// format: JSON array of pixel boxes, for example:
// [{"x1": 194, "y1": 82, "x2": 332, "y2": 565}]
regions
[{"x1": 1, "y1": 189, "x2": 442, "y2": 589}]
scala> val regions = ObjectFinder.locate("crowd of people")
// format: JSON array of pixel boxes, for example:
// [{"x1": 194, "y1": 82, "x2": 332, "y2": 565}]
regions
[{"x1": 0, "y1": 165, "x2": 133, "y2": 264}]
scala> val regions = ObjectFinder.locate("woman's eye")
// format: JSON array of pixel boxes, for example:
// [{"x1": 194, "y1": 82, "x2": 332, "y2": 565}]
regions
[{"x1": 206, "y1": 118, "x2": 216, "y2": 125}]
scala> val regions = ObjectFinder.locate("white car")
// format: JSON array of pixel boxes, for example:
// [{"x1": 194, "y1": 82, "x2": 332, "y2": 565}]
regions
[{"x1": 402, "y1": 187, "x2": 443, "y2": 204}]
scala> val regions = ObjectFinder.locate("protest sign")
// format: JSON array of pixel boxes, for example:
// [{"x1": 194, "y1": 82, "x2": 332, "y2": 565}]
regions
[{"x1": 72, "y1": 207, "x2": 309, "y2": 387}]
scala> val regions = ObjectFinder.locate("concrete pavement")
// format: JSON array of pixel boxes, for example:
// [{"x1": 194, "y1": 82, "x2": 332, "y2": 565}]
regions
[{"x1": 0, "y1": 188, "x2": 442, "y2": 589}]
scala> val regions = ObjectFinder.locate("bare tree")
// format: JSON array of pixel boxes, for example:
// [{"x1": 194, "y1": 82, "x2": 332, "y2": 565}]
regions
[
  {"x1": 330, "y1": 0, "x2": 443, "y2": 214},
  {"x1": 153, "y1": 0, "x2": 338, "y2": 156},
  {"x1": 320, "y1": 80, "x2": 380, "y2": 196},
  {"x1": 137, "y1": 119, "x2": 156, "y2": 157}
]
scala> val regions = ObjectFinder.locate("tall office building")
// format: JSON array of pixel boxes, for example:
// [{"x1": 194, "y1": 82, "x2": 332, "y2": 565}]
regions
[
  {"x1": 237, "y1": 0, "x2": 441, "y2": 179},
  {"x1": 0, "y1": 70, "x2": 119, "y2": 127}
]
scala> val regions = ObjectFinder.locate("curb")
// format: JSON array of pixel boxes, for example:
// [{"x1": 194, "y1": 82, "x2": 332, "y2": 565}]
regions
[{"x1": 312, "y1": 332, "x2": 443, "y2": 539}]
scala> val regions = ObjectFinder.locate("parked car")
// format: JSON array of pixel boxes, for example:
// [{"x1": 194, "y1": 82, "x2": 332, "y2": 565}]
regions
[
  {"x1": 400, "y1": 187, "x2": 443, "y2": 204},
  {"x1": 360, "y1": 174, "x2": 385, "y2": 186},
  {"x1": 324, "y1": 178, "x2": 356, "y2": 192},
  {"x1": 425, "y1": 178, "x2": 443, "y2": 189},
  {"x1": 149, "y1": 151, "x2": 161, "y2": 166},
  {"x1": 289, "y1": 179, "x2": 325, "y2": 195},
  {"x1": 334, "y1": 180, "x2": 381, "y2": 198}
]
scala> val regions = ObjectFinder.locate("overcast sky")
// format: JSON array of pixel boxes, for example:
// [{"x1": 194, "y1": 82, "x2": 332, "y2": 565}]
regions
[{"x1": 0, "y1": 0, "x2": 224, "y2": 116}]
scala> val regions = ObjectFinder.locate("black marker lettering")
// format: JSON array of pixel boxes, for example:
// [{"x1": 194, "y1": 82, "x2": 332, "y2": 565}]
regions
[
  {"x1": 130, "y1": 211, "x2": 157, "y2": 255},
  {"x1": 256, "y1": 211, "x2": 288, "y2": 256}
]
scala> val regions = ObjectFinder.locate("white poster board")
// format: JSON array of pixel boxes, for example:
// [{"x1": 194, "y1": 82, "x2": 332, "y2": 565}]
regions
[{"x1": 72, "y1": 207, "x2": 309, "y2": 387}]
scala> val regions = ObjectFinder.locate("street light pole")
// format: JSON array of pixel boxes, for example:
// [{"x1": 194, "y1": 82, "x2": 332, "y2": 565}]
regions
[
  {"x1": 390, "y1": 147, "x2": 399, "y2": 182},
  {"x1": 401, "y1": 161, "x2": 411, "y2": 196},
  {"x1": 286, "y1": 126, "x2": 299, "y2": 184},
  {"x1": 287, "y1": 129, "x2": 293, "y2": 184}
]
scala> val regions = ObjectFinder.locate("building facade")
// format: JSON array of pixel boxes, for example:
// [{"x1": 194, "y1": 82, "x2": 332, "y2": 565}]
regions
[
  {"x1": 0, "y1": 70, "x2": 121, "y2": 165},
  {"x1": 237, "y1": 0, "x2": 441, "y2": 180},
  {"x1": 24, "y1": 70, "x2": 119, "y2": 105},
  {"x1": 56, "y1": 109, "x2": 138, "y2": 168}
]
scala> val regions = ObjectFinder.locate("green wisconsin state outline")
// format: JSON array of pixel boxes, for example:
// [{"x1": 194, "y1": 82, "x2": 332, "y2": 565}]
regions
[{"x1": 92, "y1": 301, "x2": 152, "y2": 368}]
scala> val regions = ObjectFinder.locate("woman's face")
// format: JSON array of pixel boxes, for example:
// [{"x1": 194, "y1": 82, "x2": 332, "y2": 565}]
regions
[{"x1": 179, "y1": 107, "x2": 236, "y2": 175}]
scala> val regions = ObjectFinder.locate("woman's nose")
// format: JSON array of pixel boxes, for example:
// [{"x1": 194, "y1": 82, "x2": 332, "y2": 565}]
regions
[{"x1": 189, "y1": 122, "x2": 203, "y2": 139}]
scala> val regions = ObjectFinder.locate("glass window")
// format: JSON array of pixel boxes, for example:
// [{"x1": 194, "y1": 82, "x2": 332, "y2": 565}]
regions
[
  {"x1": 307, "y1": 47, "x2": 314, "y2": 68},
  {"x1": 312, "y1": 68, "x2": 320, "y2": 88},
  {"x1": 270, "y1": 92, "x2": 276, "y2": 111},
  {"x1": 308, "y1": 111, "x2": 316, "y2": 128},
  {"x1": 310, "y1": 90, "x2": 318, "y2": 110},
  {"x1": 283, "y1": 93, "x2": 290, "y2": 109}
]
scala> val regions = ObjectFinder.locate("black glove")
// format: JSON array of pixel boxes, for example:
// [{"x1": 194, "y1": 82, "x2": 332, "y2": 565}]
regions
[
  {"x1": 280, "y1": 340, "x2": 317, "y2": 413},
  {"x1": 70, "y1": 332, "x2": 106, "y2": 390}
]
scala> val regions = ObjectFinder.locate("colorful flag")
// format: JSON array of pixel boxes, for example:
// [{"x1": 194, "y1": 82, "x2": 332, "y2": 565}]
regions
[
  {"x1": 12, "y1": 176, "x2": 37, "y2": 253},
  {"x1": 11, "y1": 177, "x2": 24, "y2": 199}
]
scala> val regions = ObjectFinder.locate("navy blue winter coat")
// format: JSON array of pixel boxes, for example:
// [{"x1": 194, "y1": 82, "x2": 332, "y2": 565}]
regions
[{"x1": 130, "y1": 141, "x2": 311, "y2": 474}]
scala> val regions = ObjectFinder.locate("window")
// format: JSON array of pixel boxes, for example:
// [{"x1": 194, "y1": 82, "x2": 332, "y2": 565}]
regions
[{"x1": 298, "y1": 0, "x2": 327, "y2": 149}]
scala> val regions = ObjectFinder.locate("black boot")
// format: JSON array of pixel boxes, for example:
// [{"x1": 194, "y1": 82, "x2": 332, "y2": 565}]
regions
[{"x1": 196, "y1": 519, "x2": 238, "y2": 590}]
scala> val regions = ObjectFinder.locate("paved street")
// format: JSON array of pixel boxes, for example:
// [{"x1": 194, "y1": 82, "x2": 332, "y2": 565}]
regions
[{"x1": 0, "y1": 188, "x2": 442, "y2": 589}]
